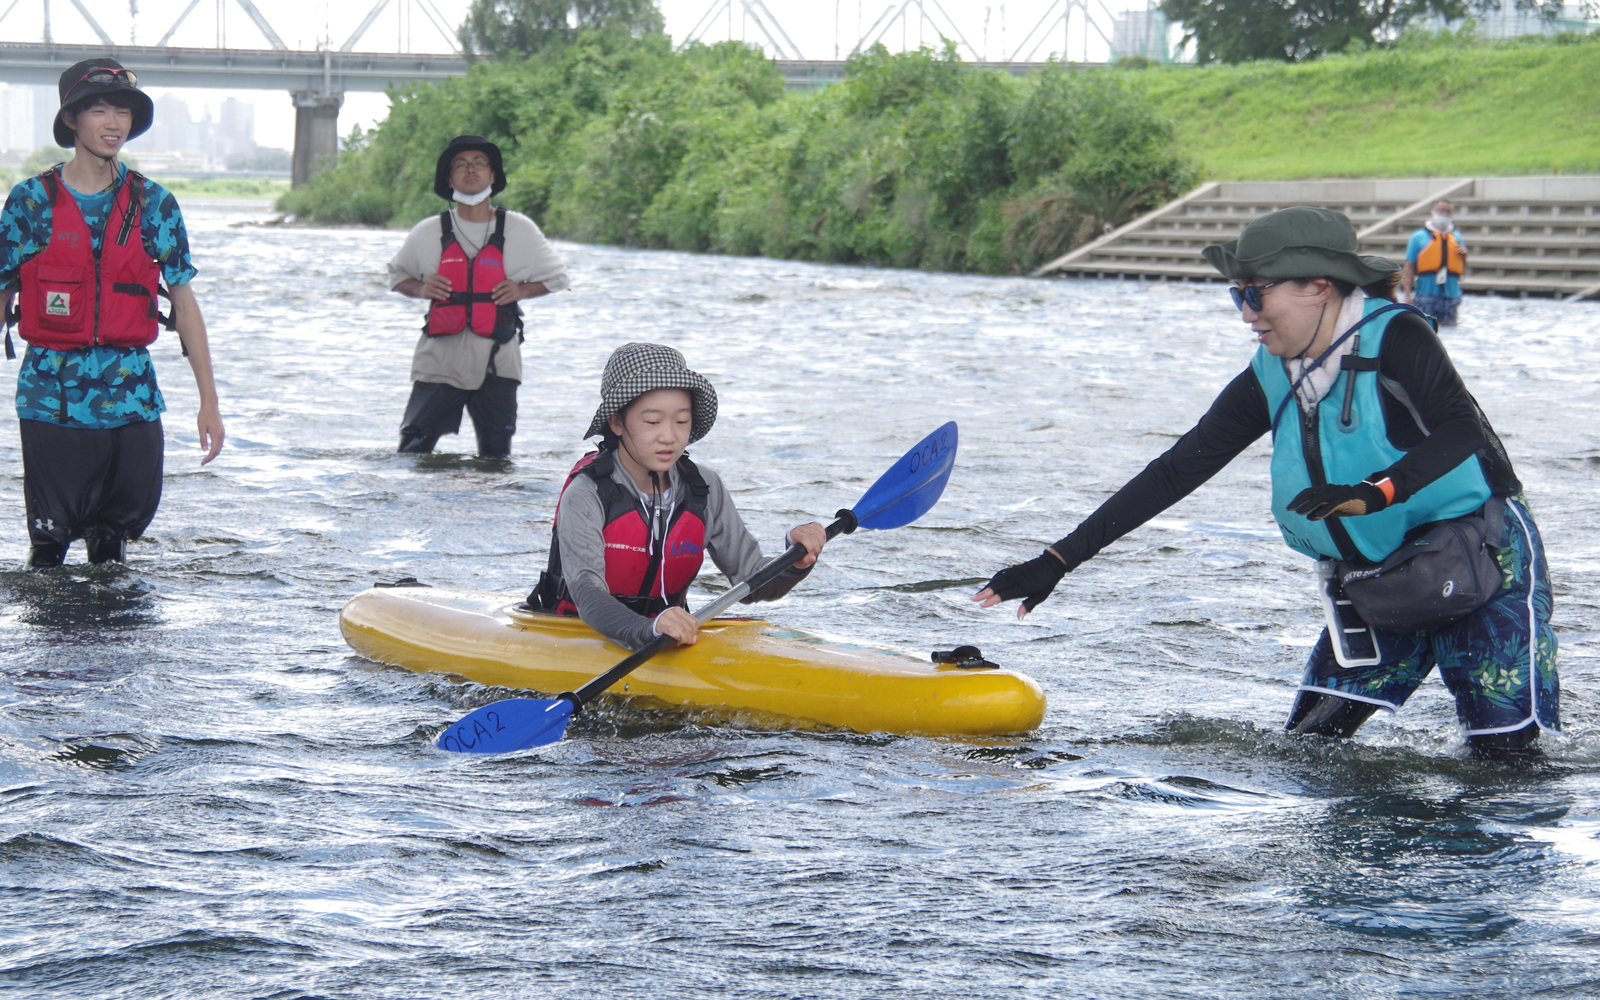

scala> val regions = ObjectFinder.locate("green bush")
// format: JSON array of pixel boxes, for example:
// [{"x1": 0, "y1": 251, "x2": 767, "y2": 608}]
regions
[{"x1": 280, "y1": 34, "x2": 1199, "y2": 274}]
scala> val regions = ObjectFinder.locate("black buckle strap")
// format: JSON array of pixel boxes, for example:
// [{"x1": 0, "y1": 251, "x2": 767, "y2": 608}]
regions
[
  {"x1": 487, "y1": 207, "x2": 507, "y2": 250},
  {"x1": 3, "y1": 293, "x2": 16, "y2": 360},
  {"x1": 115, "y1": 173, "x2": 143, "y2": 247},
  {"x1": 931, "y1": 645, "x2": 999, "y2": 670}
]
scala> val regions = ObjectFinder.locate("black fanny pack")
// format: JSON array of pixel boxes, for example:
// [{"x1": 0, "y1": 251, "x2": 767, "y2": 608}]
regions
[{"x1": 1335, "y1": 498, "x2": 1505, "y2": 633}]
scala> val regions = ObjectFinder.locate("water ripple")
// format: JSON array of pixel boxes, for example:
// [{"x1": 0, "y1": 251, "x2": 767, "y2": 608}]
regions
[{"x1": 0, "y1": 201, "x2": 1596, "y2": 997}]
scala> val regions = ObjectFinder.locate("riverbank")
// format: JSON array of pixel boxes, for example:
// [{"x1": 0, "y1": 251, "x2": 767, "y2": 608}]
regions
[
  {"x1": 1139, "y1": 31, "x2": 1600, "y2": 179},
  {"x1": 276, "y1": 31, "x2": 1596, "y2": 274},
  {"x1": 279, "y1": 36, "x2": 1200, "y2": 275}
]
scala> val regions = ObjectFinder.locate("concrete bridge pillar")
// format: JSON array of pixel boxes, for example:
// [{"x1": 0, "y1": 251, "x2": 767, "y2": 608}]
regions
[{"x1": 291, "y1": 91, "x2": 344, "y2": 188}]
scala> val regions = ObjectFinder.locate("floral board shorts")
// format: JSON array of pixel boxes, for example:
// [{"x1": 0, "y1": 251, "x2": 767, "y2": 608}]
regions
[
  {"x1": 1298, "y1": 495, "x2": 1559, "y2": 736},
  {"x1": 1413, "y1": 292, "x2": 1460, "y2": 327}
]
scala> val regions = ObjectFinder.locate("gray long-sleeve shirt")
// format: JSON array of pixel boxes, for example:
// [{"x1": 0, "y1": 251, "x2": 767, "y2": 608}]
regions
[{"x1": 555, "y1": 456, "x2": 811, "y2": 650}]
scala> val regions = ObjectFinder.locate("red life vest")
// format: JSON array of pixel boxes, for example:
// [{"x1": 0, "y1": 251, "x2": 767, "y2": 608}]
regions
[
  {"x1": 16, "y1": 168, "x2": 162, "y2": 352},
  {"x1": 425, "y1": 208, "x2": 520, "y2": 343},
  {"x1": 530, "y1": 448, "x2": 710, "y2": 619}
]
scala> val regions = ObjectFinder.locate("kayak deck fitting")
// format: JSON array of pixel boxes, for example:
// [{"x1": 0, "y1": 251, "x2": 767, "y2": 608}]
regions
[{"x1": 340, "y1": 586, "x2": 1046, "y2": 738}]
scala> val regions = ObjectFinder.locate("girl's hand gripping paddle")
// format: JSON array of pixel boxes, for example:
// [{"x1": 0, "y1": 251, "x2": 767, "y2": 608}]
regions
[{"x1": 436, "y1": 421, "x2": 958, "y2": 754}]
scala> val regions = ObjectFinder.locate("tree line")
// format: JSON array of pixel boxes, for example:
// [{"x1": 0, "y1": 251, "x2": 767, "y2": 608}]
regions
[{"x1": 280, "y1": 35, "x2": 1199, "y2": 275}]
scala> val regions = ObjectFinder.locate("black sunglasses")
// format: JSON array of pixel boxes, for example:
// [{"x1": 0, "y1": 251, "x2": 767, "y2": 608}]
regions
[
  {"x1": 69, "y1": 68, "x2": 138, "y2": 96},
  {"x1": 1229, "y1": 279, "x2": 1287, "y2": 311}
]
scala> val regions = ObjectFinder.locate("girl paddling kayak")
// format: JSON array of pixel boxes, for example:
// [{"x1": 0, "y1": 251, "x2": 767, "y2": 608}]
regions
[
  {"x1": 529, "y1": 342, "x2": 827, "y2": 649},
  {"x1": 975, "y1": 206, "x2": 1558, "y2": 758}
]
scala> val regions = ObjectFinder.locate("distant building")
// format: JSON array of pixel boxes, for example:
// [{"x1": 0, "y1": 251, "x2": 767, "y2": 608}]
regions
[
  {"x1": 139, "y1": 93, "x2": 198, "y2": 153},
  {"x1": 1110, "y1": 9, "x2": 1172, "y2": 63},
  {"x1": 31, "y1": 86, "x2": 55, "y2": 151},
  {"x1": 215, "y1": 97, "x2": 254, "y2": 163},
  {"x1": 0, "y1": 84, "x2": 33, "y2": 156},
  {"x1": 129, "y1": 150, "x2": 213, "y2": 173},
  {"x1": 1422, "y1": 1, "x2": 1598, "y2": 37},
  {"x1": 129, "y1": 93, "x2": 262, "y2": 172}
]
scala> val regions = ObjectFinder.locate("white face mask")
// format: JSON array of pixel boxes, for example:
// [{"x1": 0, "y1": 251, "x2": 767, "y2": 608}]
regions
[
  {"x1": 452, "y1": 186, "x2": 492, "y2": 206},
  {"x1": 1429, "y1": 213, "x2": 1453, "y2": 233}
]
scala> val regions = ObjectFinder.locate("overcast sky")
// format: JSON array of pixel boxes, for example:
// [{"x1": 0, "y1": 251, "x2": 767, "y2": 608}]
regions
[{"x1": 3, "y1": 0, "x2": 1155, "y2": 149}]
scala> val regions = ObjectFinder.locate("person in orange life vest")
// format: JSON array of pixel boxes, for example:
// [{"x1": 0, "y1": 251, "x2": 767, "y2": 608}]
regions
[
  {"x1": 1401, "y1": 199, "x2": 1467, "y2": 327},
  {"x1": 0, "y1": 59, "x2": 224, "y2": 568},
  {"x1": 529, "y1": 343, "x2": 828, "y2": 650},
  {"x1": 388, "y1": 135, "x2": 569, "y2": 458}
]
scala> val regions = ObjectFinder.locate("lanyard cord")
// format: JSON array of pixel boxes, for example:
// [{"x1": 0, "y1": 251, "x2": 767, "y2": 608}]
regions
[
  {"x1": 1269, "y1": 304, "x2": 1411, "y2": 437},
  {"x1": 645, "y1": 469, "x2": 675, "y2": 602}
]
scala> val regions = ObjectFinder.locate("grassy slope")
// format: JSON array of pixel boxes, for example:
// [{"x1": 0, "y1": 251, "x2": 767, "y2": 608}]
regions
[
  {"x1": 150, "y1": 177, "x2": 290, "y2": 198},
  {"x1": 1137, "y1": 36, "x2": 1600, "y2": 180}
]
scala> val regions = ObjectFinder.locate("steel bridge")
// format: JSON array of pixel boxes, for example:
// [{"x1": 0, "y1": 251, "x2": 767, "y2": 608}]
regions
[
  {"x1": 1, "y1": 1, "x2": 1135, "y2": 186},
  {"x1": 0, "y1": 0, "x2": 467, "y2": 185}
]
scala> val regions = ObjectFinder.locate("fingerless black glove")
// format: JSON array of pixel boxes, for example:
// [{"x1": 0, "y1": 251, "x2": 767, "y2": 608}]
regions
[
  {"x1": 1287, "y1": 481, "x2": 1389, "y2": 521},
  {"x1": 981, "y1": 550, "x2": 1069, "y2": 611}
]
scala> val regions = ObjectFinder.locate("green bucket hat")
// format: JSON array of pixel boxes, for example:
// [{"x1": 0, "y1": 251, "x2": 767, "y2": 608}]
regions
[{"x1": 1201, "y1": 206, "x2": 1398, "y2": 285}]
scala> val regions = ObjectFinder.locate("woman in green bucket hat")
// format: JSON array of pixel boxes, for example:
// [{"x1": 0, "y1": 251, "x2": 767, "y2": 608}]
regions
[{"x1": 974, "y1": 206, "x2": 1557, "y2": 758}]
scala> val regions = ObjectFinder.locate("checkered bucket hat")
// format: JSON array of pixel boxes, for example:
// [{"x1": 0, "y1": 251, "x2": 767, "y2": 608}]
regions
[{"x1": 586, "y1": 343, "x2": 719, "y2": 444}]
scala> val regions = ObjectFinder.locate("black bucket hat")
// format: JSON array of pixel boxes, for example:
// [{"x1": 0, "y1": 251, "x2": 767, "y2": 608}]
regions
[
  {"x1": 55, "y1": 57, "x2": 153, "y2": 148},
  {"x1": 1201, "y1": 206, "x2": 1399, "y2": 286},
  {"x1": 433, "y1": 134, "x2": 506, "y2": 201},
  {"x1": 586, "y1": 343, "x2": 719, "y2": 444}
]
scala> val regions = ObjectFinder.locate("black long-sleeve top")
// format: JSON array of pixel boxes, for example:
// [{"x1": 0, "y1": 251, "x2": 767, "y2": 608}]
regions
[{"x1": 1051, "y1": 312, "x2": 1521, "y2": 570}]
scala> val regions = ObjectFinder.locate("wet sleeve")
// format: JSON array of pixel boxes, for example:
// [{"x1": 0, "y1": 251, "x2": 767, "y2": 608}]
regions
[
  {"x1": 1, "y1": 178, "x2": 51, "y2": 290},
  {"x1": 554, "y1": 476, "x2": 660, "y2": 651},
  {"x1": 1050, "y1": 369, "x2": 1271, "y2": 570},
  {"x1": 140, "y1": 182, "x2": 197, "y2": 285},
  {"x1": 700, "y1": 466, "x2": 812, "y2": 604},
  {"x1": 503, "y1": 213, "x2": 570, "y2": 292},
  {"x1": 1368, "y1": 313, "x2": 1490, "y2": 503}
]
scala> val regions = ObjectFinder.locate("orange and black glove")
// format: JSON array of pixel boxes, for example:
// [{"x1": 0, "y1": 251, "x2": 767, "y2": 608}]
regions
[{"x1": 1287, "y1": 477, "x2": 1393, "y2": 520}]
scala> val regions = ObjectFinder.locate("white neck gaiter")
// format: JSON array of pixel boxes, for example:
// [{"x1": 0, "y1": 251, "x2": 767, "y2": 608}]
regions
[{"x1": 1287, "y1": 289, "x2": 1367, "y2": 415}]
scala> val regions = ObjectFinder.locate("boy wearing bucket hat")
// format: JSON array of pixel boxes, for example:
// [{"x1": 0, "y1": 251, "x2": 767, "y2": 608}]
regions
[
  {"x1": 975, "y1": 206, "x2": 1556, "y2": 758},
  {"x1": 387, "y1": 134, "x2": 568, "y2": 459},
  {"x1": 0, "y1": 58, "x2": 225, "y2": 567},
  {"x1": 529, "y1": 343, "x2": 828, "y2": 650}
]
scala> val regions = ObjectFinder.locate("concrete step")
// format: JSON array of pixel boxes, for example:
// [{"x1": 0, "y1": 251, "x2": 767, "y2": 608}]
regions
[
  {"x1": 1033, "y1": 264, "x2": 1594, "y2": 294},
  {"x1": 1034, "y1": 175, "x2": 1600, "y2": 299},
  {"x1": 1361, "y1": 234, "x2": 1600, "y2": 251}
]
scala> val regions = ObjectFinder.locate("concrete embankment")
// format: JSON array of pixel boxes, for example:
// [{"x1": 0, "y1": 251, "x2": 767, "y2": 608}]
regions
[{"x1": 1036, "y1": 176, "x2": 1600, "y2": 301}]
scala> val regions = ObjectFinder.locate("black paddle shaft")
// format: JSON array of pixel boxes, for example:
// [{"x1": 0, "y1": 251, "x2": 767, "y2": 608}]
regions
[{"x1": 563, "y1": 508, "x2": 860, "y2": 710}]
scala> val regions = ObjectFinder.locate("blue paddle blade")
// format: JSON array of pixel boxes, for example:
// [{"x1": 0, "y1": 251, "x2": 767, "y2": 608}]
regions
[
  {"x1": 436, "y1": 697, "x2": 575, "y2": 753},
  {"x1": 852, "y1": 421, "x2": 957, "y2": 530}
]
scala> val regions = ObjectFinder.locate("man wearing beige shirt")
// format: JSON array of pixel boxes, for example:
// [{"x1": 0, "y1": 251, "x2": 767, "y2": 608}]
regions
[{"x1": 387, "y1": 135, "x2": 569, "y2": 458}]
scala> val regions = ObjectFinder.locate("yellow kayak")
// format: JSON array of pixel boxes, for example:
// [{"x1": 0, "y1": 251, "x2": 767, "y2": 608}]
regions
[{"x1": 339, "y1": 586, "x2": 1046, "y2": 737}]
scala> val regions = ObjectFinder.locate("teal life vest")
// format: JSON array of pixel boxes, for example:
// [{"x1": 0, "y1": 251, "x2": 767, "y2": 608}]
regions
[{"x1": 1251, "y1": 297, "x2": 1492, "y2": 563}]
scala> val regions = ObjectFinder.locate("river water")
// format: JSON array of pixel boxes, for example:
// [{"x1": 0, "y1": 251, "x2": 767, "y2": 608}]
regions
[{"x1": 2, "y1": 200, "x2": 1598, "y2": 998}]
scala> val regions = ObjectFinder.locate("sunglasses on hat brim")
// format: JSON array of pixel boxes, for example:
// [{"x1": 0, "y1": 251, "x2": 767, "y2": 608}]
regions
[{"x1": 68, "y1": 68, "x2": 139, "y2": 97}]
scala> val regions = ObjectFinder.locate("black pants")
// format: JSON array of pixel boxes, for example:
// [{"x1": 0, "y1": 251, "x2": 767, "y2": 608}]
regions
[
  {"x1": 398, "y1": 375, "x2": 518, "y2": 458},
  {"x1": 20, "y1": 417, "x2": 164, "y2": 564}
]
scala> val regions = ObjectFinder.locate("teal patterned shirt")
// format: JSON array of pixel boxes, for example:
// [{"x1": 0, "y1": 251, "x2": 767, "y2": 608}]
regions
[{"x1": 1, "y1": 163, "x2": 196, "y2": 428}]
